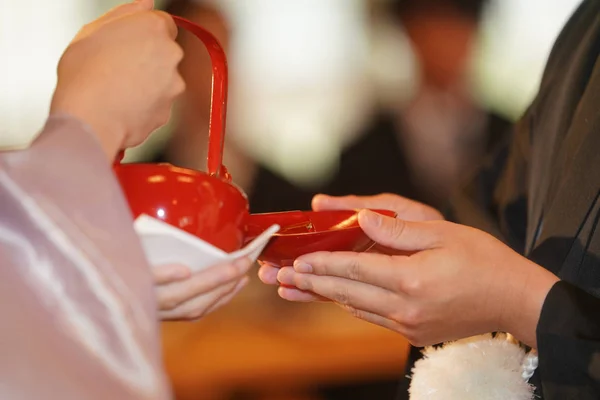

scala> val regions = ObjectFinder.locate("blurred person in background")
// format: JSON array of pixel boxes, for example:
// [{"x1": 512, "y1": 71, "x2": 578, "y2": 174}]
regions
[
  {"x1": 249, "y1": 0, "x2": 511, "y2": 212},
  {"x1": 387, "y1": 0, "x2": 511, "y2": 206}
]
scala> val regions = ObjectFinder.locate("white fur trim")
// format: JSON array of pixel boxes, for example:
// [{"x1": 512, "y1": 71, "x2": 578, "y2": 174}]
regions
[{"x1": 408, "y1": 334, "x2": 535, "y2": 400}]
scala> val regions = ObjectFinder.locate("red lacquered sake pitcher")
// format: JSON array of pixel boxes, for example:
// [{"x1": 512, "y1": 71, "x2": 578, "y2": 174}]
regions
[
  {"x1": 113, "y1": 15, "x2": 249, "y2": 253},
  {"x1": 113, "y1": 15, "x2": 396, "y2": 261}
]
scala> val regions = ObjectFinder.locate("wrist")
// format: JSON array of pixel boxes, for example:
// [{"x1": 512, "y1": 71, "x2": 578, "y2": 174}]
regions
[
  {"x1": 498, "y1": 258, "x2": 559, "y2": 348},
  {"x1": 50, "y1": 94, "x2": 126, "y2": 161}
]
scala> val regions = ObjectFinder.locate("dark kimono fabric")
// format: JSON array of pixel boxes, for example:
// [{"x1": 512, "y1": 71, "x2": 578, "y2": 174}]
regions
[{"x1": 399, "y1": 1, "x2": 600, "y2": 399}]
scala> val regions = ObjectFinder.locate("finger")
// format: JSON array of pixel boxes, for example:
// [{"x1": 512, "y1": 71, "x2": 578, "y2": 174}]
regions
[
  {"x1": 158, "y1": 279, "x2": 240, "y2": 321},
  {"x1": 277, "y1": 268, "x2": 400, "y2": 319},
  {"x1": 293, "y1": 251, "x2": 407, "y2": 291},
  {"x1": 312, "y1": 193, "x2": 402, "y2": 213},
  {"x1": 312, "y1": 193, "x2": 443, "y2": 222},
  {"x1": 312, "y1": 194, "x2": 377, "y2": 211},
  {"x1": 257, "y1": 262, "x2": 280, "y2": 285},
  {"x1": 263, "y1": 263, "x2": 329, "y2": 301},
  {"x1": 359, "y1": 209, "x2": 443, "y2": 251},
  {"x1": 204, "y1": 276, "x2": 250, "y2": 315},
  {"x1": 338, "y1": 305, "x2": 403, "y2": 334},
  {"x1": 277, "y1": 286, "x2": 329, "y2": 302},
  {"x1": 171, "y1": 71, "x2": 186, "y2": 97},
  {"x1": 278, "y1": 270, "x2": 413, "y2": 338},
  {"x1": 153, "y1": 264, "x2": 191, "y2": 285},
  {"x1": 157, "y1": 257, "x2": 251, "y2": 310},
  {"x1": 153, "y1": 10, "x2": 179, "y2": 40},
  {"x1": 275, "y1": 269, "x2": 328, "y2": 302}
]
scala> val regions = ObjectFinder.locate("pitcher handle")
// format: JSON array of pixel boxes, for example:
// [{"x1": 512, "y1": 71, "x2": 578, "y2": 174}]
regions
[{"x1": 114, "y1": 15, "x2": 229, "y2": 180}]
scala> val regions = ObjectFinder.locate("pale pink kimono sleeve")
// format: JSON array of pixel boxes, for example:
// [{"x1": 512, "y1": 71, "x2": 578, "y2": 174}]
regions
[{"x1": 0, "y1": 115, "x2": 173, "y2": 400}]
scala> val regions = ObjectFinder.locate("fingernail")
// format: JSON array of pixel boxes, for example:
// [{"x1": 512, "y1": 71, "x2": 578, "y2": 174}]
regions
[
  {"x1": 313, "y1": 194, "x2": 327, "y2": 202},
  {"x1": 312, "y1": 194, "x2": 329, "y2": 208},
  {"x1": 360, "y1": 210, "x2": 382, "y2": 227},
  {"x1": 294, "y1": 260, "x2": 313, "y2": 273},
  {"x1": 277, "y1": 267, "x2": 295, "y2": 285}
]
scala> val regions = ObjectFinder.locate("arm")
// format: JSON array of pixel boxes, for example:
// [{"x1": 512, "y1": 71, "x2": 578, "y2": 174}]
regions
[
  {"x1": 0, "y1": 2, "x2": 198, "y2": 397},
  {"x1": 0, "y1": 115, "x2": 172, "y2": 399}
]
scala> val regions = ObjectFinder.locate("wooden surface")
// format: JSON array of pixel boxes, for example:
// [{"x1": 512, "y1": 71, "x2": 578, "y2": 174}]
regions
[{"x1": 161, "y1": 274, "x2": 409, "y2": 400}]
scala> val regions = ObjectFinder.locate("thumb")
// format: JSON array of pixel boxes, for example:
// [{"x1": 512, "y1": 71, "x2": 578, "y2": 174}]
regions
[
  {"x1": 312, "y1": 194, "x2": 386, "y2": 211},
  {"x1": 312, "y1": 193, "x2": 410, "y2": 215},
  {"x1": 358, "y1": 209, "x2": 442, "y2": 251}
]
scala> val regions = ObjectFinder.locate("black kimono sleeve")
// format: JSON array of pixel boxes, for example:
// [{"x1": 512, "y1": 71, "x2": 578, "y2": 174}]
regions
[{"x1": 536, "y1": 281, "x2": 600, "y2": 399}]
